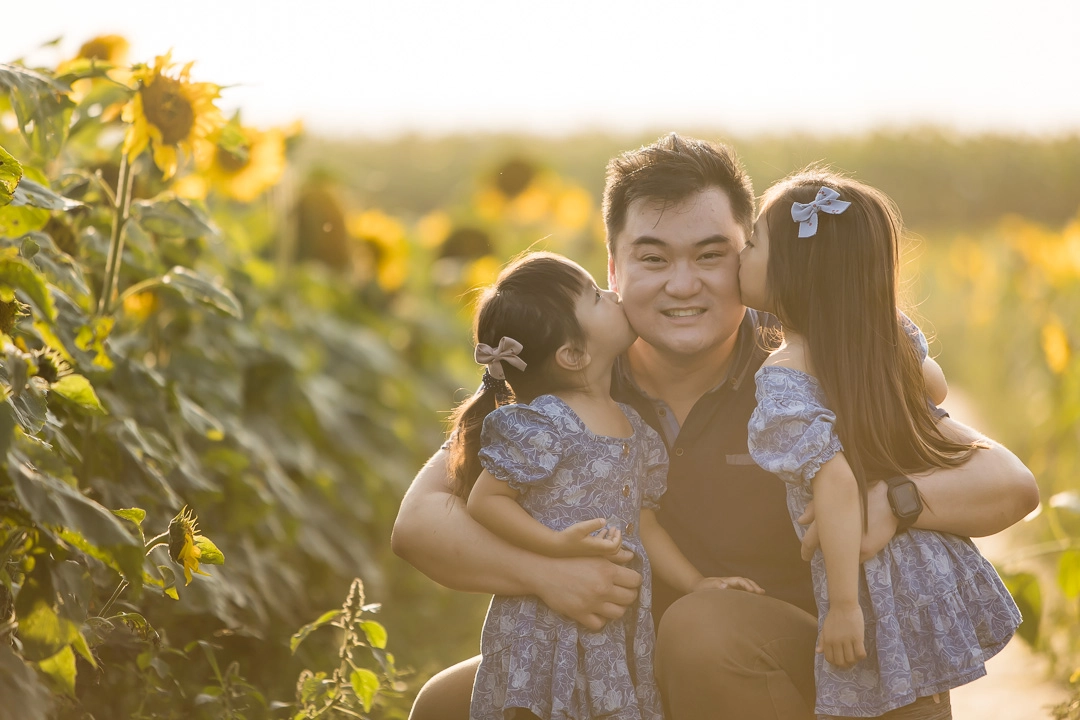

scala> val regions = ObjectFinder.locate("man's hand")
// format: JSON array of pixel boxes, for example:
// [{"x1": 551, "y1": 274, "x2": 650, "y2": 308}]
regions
[
  {"x1": 817, "y1": 602, "x2": 866, "y2": 668},
  {"x1": 535, "y1": 555, "x2": 642, "y2": 632},
  {"x1": 798, "y1": 482, "x2": 897, "y2": 563},
  {"x1": 693, "y1": 576, "x2": 765, "y2": 594},
  {"x1": 555, "y1": 518, "x2": 624, "y2": 558}
]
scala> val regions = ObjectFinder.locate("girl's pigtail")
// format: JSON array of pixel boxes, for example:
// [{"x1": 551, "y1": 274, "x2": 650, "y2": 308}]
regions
[{"x1": 446, "y1": 377, "x2": 513, "y2": 499}]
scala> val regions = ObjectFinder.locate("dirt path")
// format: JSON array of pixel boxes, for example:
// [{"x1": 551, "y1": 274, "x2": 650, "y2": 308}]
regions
[
  {"x1": 950, "y1": 528, "x2": 1069, "y2": 719},
  {"x1": 942, "y1": 391, "x2": 1070, "y2": 719}
]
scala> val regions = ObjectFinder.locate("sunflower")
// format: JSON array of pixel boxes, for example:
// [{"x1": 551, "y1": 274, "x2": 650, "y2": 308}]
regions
[
  {"x1": 201, "y1": 118, "x2": 288, "y2": 202},
  {"x1": 167, "y1": 506, "x2": 227, "y2": 585},
  {"x1": 122, "y1": 52, "x2": 224, "y2": 179}
]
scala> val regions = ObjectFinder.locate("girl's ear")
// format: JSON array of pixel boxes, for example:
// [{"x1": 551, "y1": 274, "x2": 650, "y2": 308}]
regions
[{"x1": 554, "y1": 343, "x2": 590, "y2": 372}]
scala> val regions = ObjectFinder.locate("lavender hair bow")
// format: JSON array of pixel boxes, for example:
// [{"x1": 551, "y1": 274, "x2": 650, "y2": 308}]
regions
[
  {"x1": 790, "y1": 187, "x2": 851, "y2": 238},
  {"x1": 474, "y1": 337, "x2": 527, "y2": 380}
]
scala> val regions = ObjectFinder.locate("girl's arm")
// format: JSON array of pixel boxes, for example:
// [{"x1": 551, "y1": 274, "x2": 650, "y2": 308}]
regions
[
  {"x1": 810, "y1": 452, "x2": 868, "y2": 669},
  {"x1": 640, "y1": 509, "x2": 764, "y2": 595},
  {"x1": 923, "y1": 355, "x2": 948, "y2": 406},
  {"x1": 391, "y1": 449, "x2": 642, "y2": 631},
  {"x1": 467, "y1": 469, "x2": 622, "y2": 558}
]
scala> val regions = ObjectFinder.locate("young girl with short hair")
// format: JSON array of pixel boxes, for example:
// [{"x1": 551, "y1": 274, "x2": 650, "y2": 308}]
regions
[
  {"x1": 448, "y1": 251, "x2": 762, "y2": 720},
  {"x1": 741, "y1": 171, "x2": 1021, "y2": 719}
]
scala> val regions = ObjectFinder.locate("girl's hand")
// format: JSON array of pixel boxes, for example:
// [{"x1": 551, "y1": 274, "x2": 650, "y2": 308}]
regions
[
  {"x1": 817, "y1": 603, "x2": 866, "y2": 668},
  {"x1": 556, "y1": 518, "x2": 623, "y2": 558},
  {"x1": 693, "y1": 576, "x2": 765, "y2": 594}
]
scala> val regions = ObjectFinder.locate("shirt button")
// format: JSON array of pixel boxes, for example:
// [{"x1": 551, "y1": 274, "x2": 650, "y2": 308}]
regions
[
  {"x1": 623, "y1": 484, "x2": 630, "y2": 497},
  {"x1": 626, "y1": 522, "x2": 635, "y2": 534},
  {"x1": 658, "y1": 408, "x2": 666, "y2": 417},
  {"x1": 621, "y1": 442, "x2": 629, "y2": 456},
  {"x1": 675, "y1": 447, "x2": 684, "y2": 457}
]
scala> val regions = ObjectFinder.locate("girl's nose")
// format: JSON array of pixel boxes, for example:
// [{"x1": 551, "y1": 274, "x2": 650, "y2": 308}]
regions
[{"x1": 601, "y1": 288, "x2": 621, "y2": 303}]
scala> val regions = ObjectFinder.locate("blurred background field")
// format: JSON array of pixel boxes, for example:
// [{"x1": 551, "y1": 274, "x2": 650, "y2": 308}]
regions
[{"x1": 2, "y1": 9, "x2": 1080, "y2": 717}]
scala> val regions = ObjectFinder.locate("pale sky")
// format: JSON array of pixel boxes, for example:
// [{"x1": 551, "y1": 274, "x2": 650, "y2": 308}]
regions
[{"x1": 10, "y1": 0, "x2": 1080, "y2": 137}]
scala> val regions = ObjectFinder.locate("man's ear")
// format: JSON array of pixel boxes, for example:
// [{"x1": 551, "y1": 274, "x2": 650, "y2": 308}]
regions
[
  {"x1": 554, "y1": 343, "x2": 590, "y2": 372},
  {"x1": 607, "y1": 254, "x2": 618, "y2": 292}
]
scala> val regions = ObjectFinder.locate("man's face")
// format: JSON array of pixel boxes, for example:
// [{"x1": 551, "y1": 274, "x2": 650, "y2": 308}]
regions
[{"x1": 608, "y1": 187, "x2": 747, "y2": 359}]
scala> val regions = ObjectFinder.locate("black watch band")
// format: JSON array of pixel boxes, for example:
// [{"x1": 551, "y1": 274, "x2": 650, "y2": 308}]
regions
[{"x1": 885, "y1": 475, "x2": 922, "y2": 534}]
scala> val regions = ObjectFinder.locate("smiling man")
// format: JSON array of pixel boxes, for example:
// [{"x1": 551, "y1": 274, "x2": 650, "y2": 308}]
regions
[{"x1": 392, "y1": 133, "x2": 1039, "y2": 719}]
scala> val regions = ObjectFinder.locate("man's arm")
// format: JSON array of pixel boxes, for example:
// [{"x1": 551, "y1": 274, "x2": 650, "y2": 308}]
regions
[
  {"x1": 799, "y1": 417, "x2": 1039, "y2": 562},
  {"x1": 391, "y1": 448, "x2": 642, "y2": 630}
]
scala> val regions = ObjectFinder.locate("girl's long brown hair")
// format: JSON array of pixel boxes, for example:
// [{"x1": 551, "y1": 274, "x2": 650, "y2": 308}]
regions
[
  {"x1": 761, "y1": 168, "x2": 979, "y2": 526},
  {"x1": 446, "y1": 252, "x2": 589, "y2": 498}
]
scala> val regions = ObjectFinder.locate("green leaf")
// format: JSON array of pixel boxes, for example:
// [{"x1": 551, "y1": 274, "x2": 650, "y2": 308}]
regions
[
  {"x1": 159, "y1": 266, "x2": 243, "y2": 318},
  {"x1": 113, "y1": 508, "x2": 146, "y2": 526},
  {"x1": 0, "y1": 255, "x2": 56, "y2": 322},
  {"x1": 36, "y1": 646, "x2": 76, "y2": 697},
  {"x1": 0, "y1": 644, "x2": 52, "y2": 719},
  {"x1": 0, "y1": 144, "x2": 21, "y2": 207},
  {"x1": 49, "y1": 374, "x2": 106, "y2": 415},
  {"x1": 0, "y1": 63, "x2": 74, "y2": 160},
  {"x1": 359, "y1": 620, "x2": 387, "y2": 650},
  {"x1": 289, "y1": 609, "x2": 340, "y2": 654},
  {"x1": 1059, "y1": 549, "x2": 1080, "y2": 599},
  {"x1": 8, "y1": 449, "x2": 143, "y2": 585},
  {"x1": 131, "y1": 197, "x2": 216, "y2": 239},
  {"x1": 194, "y1": 535, "x2": 224, "y2": 565},
  {"x1": 1001, "y1": 570, "x2": 1041, "y2": 646},
  {"x1": 349, "y1": 668, "x2": 379, "y2": 713},
  {"x1": 16, "y1": 596, "x2": 81, "y2": 661},
  {"x1": 10, "y1": 177, "x2": 82, "y2": 211}
]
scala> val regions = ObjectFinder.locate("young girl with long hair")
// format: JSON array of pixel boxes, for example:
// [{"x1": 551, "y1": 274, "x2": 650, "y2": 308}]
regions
[
  {"x1": 448, "y1": 251, "x2": 762, "y2": 720},
  {"x1": 740, "y1": 170, "x2": 1021, "y2": 719}
]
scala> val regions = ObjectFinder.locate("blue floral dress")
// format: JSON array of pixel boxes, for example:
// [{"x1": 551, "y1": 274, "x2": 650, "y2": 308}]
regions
[
  {"x1": 747, "y1": 323, "x2": 1021, "y2": 718},
  {"x1": 471, "y1": 394, "x2": 668, "y2": 720}
]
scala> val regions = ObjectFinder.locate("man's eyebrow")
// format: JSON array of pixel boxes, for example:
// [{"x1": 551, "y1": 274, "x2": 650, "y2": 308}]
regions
[{"x1": 629, "y1": 235, "x2": 733, "y2": 248}]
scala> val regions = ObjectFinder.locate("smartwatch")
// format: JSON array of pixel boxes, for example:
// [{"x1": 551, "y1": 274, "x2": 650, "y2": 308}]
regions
[{"x1": 885, "y1": 475, "x2": 922, "y2": 533}]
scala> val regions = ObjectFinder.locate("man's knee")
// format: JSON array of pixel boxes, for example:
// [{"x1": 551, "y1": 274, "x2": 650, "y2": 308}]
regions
[
  {"x1": 656, "y1": 589, "x2": 754, "y2": 671},
  {"x1": 408, "y1": 656, "x2": 479, "y2": 720}
]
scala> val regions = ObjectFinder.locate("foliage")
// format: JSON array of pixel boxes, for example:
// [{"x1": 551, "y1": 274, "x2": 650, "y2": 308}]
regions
[
  {"x1": 916, "y1": 213, "x2": 1080, "y2": 676},
  {"x1": 0, "y1": 38, "x2": 465, "y2": 717},
  {"x1": 289, "y1": 578, "x2": 403, "y2": 719}
]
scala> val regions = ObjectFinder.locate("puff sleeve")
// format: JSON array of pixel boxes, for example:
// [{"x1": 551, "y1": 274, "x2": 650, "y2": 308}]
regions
[
  {"x1": 640, "y1": 424, "x2": 669, "y2": 511},
  {"x1": 478, "y1": 404, "x2": 564, "y2": 492},
  {"x1": 747, "y1": 368, "x2": 844, "y2": 487},
  {"x1": 898, "y1": 311, "x2": 929, "y2": 362}
]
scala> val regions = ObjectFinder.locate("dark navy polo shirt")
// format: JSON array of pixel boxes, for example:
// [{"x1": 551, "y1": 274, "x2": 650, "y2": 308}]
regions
[{"x1": 612, "y1": 309, "x2": 817, "y2": 617}]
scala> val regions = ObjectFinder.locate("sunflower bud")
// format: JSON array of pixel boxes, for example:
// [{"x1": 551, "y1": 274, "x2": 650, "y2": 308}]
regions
[{"x1": 168, "y1": 506, "x2": 214, "y2": 584}]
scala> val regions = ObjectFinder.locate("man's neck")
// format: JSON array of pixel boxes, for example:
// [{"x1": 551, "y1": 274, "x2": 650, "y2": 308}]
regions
[{"x1": 625, "y1": 334, "x2": 739, "y2": 423}]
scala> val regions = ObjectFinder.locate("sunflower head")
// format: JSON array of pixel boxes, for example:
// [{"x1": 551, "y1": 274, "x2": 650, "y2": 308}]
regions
[
  {"x1": 31, "y1": 348, "x2": 73, "y2": 384},
  {"x1": 200, "y1": 117, "x2": 287, "y2": 202},
  {"x1": 122, "y1": 53, "x2": 224, "y2": 179},
  {"x1": 169, "y1": 506, "x2": 208, "y2": 585},
  {"x1": 167, "y1": 506, "x2": 223, "y2": 585},
  {"x1": 77, "y1": 35, "x2": 130, "y2": 64}
]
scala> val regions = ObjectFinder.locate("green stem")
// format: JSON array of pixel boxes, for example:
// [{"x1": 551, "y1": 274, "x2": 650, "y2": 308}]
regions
[
  {"x1": 99, "y1": 579, "x2": 129, "y2": 617},
  {"x1": 98, "y1": 152, "x2": 135, "y2": 315},
  {"x1": 145, "y1": 531, "x2": 169, "y2": 550}
]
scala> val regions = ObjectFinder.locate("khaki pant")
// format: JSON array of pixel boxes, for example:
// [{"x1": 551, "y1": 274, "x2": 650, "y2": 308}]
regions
[{"x1": 408, "y1": 588, "x2": 818, "y2": 720}]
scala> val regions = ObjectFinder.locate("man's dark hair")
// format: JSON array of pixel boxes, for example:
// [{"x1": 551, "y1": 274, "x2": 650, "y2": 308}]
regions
[{"x1": 602, "y1": 133, "x2": 755, "y2": 252}]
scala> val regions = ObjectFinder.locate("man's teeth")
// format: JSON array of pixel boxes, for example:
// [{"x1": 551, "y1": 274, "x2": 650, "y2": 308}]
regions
[{"x1": 663, "y1": 309, "x2": 704, "y2": 317}]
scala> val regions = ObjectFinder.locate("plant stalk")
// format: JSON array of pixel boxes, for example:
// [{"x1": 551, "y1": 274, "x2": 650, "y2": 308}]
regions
[{"x1": 98, "y1": 153, "x2": 135, "y2": 315}]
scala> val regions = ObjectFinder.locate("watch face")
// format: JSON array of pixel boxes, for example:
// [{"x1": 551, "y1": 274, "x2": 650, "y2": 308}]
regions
[{"x1": 890, "y1": 483, "x2": 921, "y2": 517}]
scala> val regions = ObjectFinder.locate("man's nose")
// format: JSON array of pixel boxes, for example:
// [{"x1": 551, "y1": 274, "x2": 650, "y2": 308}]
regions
[{"x1": 665, "y1": 261, "x2": 701, "y2": 297}]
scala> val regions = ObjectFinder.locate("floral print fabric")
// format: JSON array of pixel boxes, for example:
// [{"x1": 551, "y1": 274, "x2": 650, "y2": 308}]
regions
[
  {"x1": 747, "y1": 331, "x2": 1021, "y2": 716},
  {"x1": 472, "y1": 394, "x2": 668, "y2": 720}
]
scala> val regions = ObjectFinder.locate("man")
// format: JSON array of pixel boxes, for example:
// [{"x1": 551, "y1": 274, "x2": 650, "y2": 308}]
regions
[{"x1": 391, "y1": 133, "x2": 1039, "y2": 719}]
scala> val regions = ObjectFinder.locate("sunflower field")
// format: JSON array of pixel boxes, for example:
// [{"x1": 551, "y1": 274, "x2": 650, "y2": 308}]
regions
[{"x1": 3, "y1": 34, "x2": 1080, "y2": 719}]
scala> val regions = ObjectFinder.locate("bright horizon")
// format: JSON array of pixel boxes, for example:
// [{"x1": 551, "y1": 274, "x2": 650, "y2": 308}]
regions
[{"x1": 11, "y1": 0, "x2": 1080, "y2": 138}]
